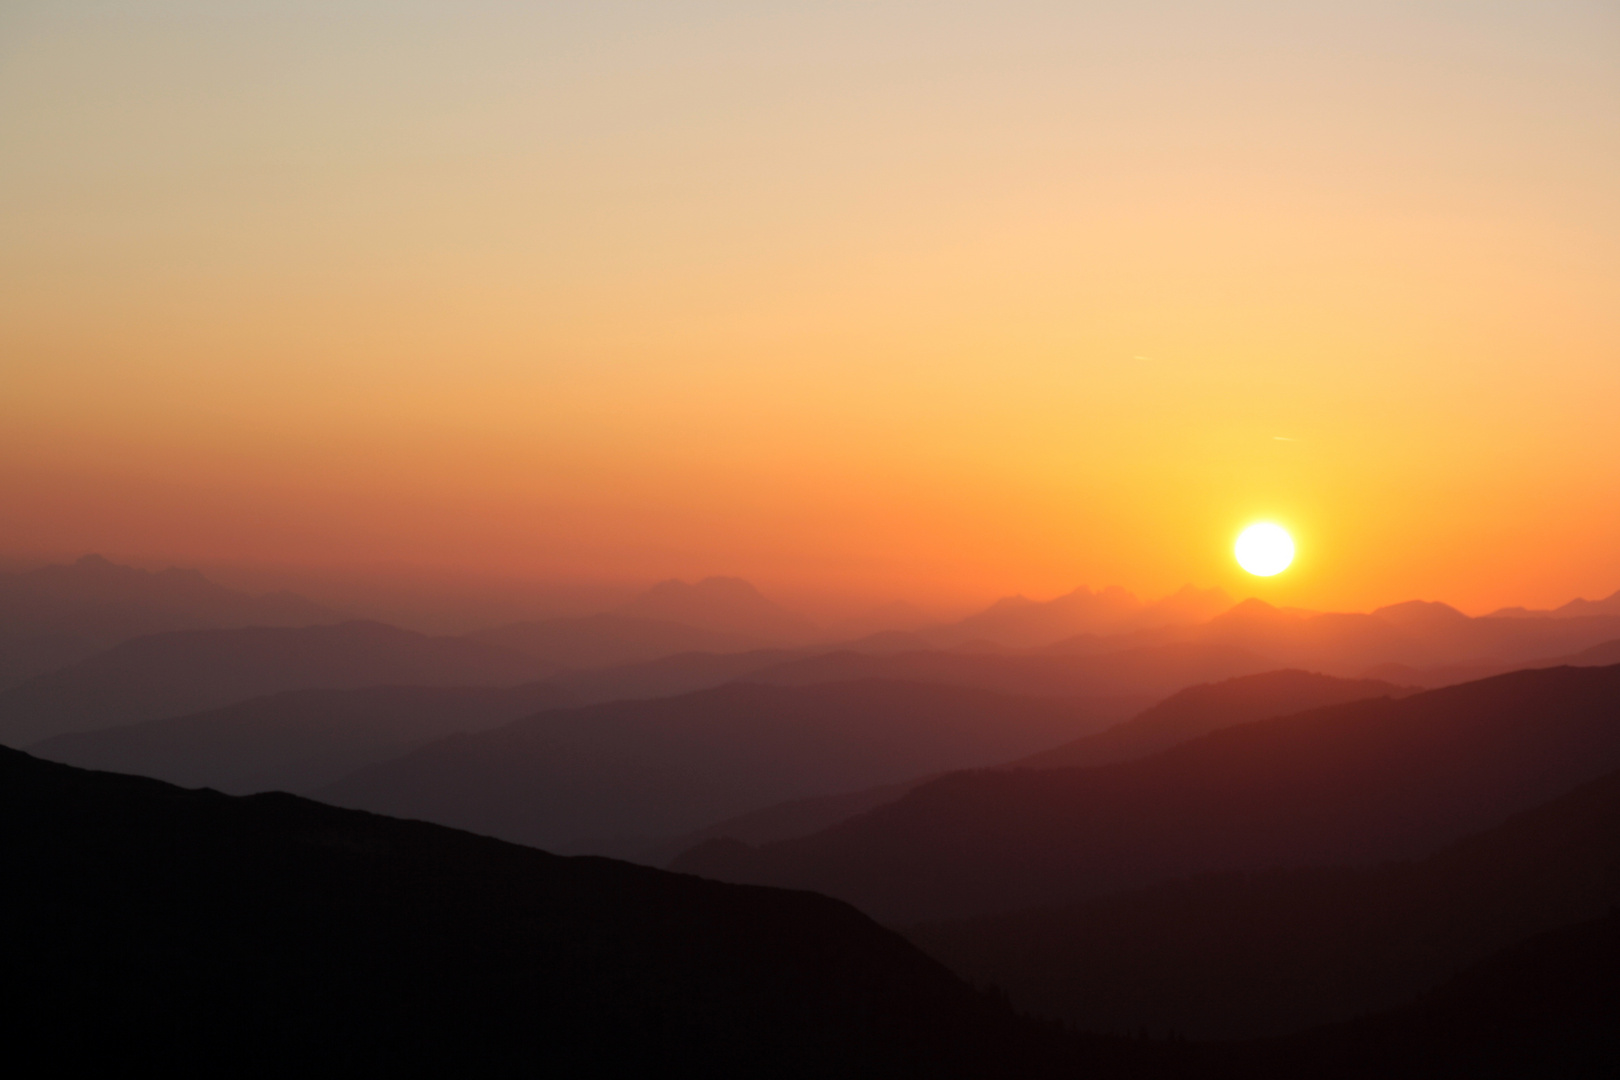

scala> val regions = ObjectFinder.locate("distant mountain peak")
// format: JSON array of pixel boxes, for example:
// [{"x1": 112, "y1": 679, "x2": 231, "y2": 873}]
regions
[
  {"x1": 936, "y1": 583, "x2": 1231, "y2": 650},
  {"x1": 1372, "y1": 599, "x2": 1471, "y2": 627},
  {"x1": 1556, "y1": 589, "x2": 1620, "y2": 619},
  {"x1": 1487, "y1": 589, "x2": 1620, "y2": 621},
  {"x1": 618, "y1": 577, "x2": 818, "y2": 643},
  {"x1": 1487, "y1": 605, "x2": 1548, "y2": 619},
  {"x1": 976, "y1": 594, "x2": 1036, "y2": 614}
]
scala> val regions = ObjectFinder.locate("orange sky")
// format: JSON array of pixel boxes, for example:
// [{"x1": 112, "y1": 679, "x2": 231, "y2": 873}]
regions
[{"x1": 3, "y1": 2, "x2": 1618, "y2": 616}]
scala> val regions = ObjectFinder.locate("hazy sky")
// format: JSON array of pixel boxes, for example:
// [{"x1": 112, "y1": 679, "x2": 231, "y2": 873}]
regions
[{"x1": 3, "y1": 1, "x2": 1618, "y2": 613}]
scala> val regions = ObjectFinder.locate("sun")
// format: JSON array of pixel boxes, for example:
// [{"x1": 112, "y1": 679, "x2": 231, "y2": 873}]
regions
[{"x1": 1235, "y1": 523, "x2": 1294, "y2": 577}]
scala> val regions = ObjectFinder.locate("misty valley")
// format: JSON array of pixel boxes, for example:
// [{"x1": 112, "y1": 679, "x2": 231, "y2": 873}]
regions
[{"x1": 3, "y1": 556, "x2": 1619, "y2": 1075}]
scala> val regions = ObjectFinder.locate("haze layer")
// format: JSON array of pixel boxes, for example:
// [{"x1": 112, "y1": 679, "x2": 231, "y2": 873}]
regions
[{"x1": 3, "y1": 1, "x2": 1617, "y2": 611}]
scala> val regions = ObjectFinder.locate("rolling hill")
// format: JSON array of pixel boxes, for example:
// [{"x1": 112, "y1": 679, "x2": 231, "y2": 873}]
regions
[
  {"x1": 674, "y1": 664, "x2": 1620, "y2": 923},
  {"x1": 0, "y1": 744, "x2": 1108, "y2": 1077},
  {"x1": 1010, "y1": 669, "x2": 1414, "y2": 770},
  {"x1": 1364, "y1": 635, "x2": 1620, "y2": 689},
  {"x1": 29, "y1": 681, "x2": 575, "y2": 795},
  {"x1": 908, "y1": 762, "x2": 1620, "y2": 1037},
  {"x1": 648, "y1": 669, "x2": 1412, "y2": 864}
]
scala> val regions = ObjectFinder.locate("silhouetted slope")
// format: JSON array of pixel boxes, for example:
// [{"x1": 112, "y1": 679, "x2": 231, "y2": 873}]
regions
[
  {"x1": 468, "y1": 613, "x2": 764, "y2": 669},
  {"x1": 0, "y1": 621, "x2": 553, "y2": 747},
  {"x1": 0, "y1": 746, "x2": 1116, "y2": 1077},
  {"x1": 30, "y1": 682, "x2": 575, "y2": 795},
  {"x1": 1559, "y1": 636, "x2": 1620, "y2": 667},
  {"x1": 319, "y1": 680, "x2": 1136, "y2": 855},
  {"x1": 674, "y1": 665, "x2": 1620, "y2": 923},
  {"x1": 650, "y1": 670, "x2": 1409, "y2": 864},
  {"x1": 648, "y1": 778, "x2": 936, "y2": 866},
  {"x1": 0, "y1": 554, "x2": 334, "y2": 690},
  {"x1": 909, "y1": 764, "x2": 1620, "y2": 1038},
  {"x1": 748, "y1": 640, "x2": 1272, "y2": 701},
  {"x1": 618, "y1": 576, "x2": 820, "y2": 642},
  {"x1": 1012, "y1": 670, "x2": 1413, "y2": 770}
]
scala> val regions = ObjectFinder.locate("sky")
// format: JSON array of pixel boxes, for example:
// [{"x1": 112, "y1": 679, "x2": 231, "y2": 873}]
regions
[{"x1": 3, "y1": 1, "x2": 1618, "y2": 616}]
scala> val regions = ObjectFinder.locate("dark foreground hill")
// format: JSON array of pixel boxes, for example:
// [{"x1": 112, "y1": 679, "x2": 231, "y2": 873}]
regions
[
  {"x1": 675, "y1": 664, "x2": 1620, "y2": 923},
  {"x1": 0, "y1": 745, "x2": 1115, "y2": 1077},
  {"x1": 319, "y1": 679, "x2": 1136, "y2": 856},
  {"x1": 909, "y1": 764, "x2": 1620, "y2": 1038},
  {"x1": 0, "y1": 621, "x2": 554, "y2": 747},
  {"x1": 30, "y1": 681, "x2": 575, "y2": 795},
  {"x1": 1213, "y1": 908, "x2": 1620, "y2": 1080},
  {"x1": 4, "y1": 747, "x2": 1613, "y2": 1076}
]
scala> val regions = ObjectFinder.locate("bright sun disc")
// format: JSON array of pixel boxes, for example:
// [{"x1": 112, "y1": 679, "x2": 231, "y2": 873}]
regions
[{"x1": 1235, "y1": 523, "x2": 1294, "y2": 577}]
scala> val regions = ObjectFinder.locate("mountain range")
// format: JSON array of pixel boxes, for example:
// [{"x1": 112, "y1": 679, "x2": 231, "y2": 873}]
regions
[
  {"x1": 618, "y1": 575, "x2": 823, "y2": 642},
  {"x1": 1008, "y1": 669, "x2": 1415, "y2": 771},
  {"x1": 674, "y1": 664, "x2": 1620, "y2": 923},
  {"x1": 1489, "y1": 588, "x2": 1620, "y2": 620},
  {"x1": 316, "y1": 679, "x2": 1137, "y2": 856},
  {"x1": 1047, "y1": 597, "x2": 1620, "y2": 675},
  {"x1": 0, "y1": 620, "x2": 552, "y2": 746},
  {"x1": 909, "y1": 759, "x2": 1620, "y2": 1037},
  {"x1": 649, "y1": 670, "x2": 1414, "y2": 862},
  {"x1": 8, "y1": 723, "x2": 1617, "y2": 1075},
  {"x1": 931, "y1": 584, "x2": 1233, "y2": 649},
  {"x1": 30, "y1": 681, "x2": 575, "y2": 794},
  {"x1": 0, "y1": 743, "x2": 1102, "y2": 1077},
  {"x1": 0, "y1": 554, "x2": 335, "y2": 690}
]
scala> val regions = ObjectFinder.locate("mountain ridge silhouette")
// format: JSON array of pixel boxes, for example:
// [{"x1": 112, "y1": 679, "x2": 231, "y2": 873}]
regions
[{"x1": 674, "y1": 664, "x2": 1620, "y2": 923}]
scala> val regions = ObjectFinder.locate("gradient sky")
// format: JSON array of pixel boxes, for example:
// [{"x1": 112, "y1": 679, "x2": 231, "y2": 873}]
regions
[{"x1": 3, "y1": 1, "x2": 1618, "y2": 615}]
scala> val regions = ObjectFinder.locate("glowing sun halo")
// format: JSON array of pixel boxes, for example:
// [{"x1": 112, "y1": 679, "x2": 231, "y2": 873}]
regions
[{"x1": 1235, "y1": 523, "x2": 1295, "y2": 577}]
